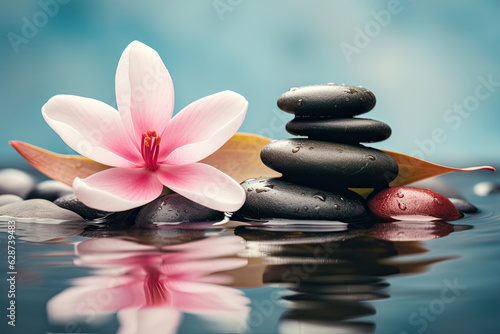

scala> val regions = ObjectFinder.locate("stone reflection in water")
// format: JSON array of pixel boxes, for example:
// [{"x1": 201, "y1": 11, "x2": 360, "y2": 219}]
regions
[
  {"x1": 235, "y1": 221, "x2": 470, "y2": 334},
  {"x1": 47, "y1": 236, "x2": 250, "y2": 333}
]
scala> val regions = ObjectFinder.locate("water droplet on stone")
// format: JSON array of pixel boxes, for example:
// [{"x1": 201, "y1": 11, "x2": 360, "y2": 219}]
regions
[
  {"x1": 297, "y1": 98, "x2": 303, "y2": 107},
  {"x1": 75, "y1": 162, "x2": 83, "y2": 169},
  {"x1": 396, "y1": 192, "x2": 404, "y2": 198},
  {"x1": 303, "y1": 206, "x2": 308, "y2": 211},
  {"x1": 309, "y1": 146, "x2": 314, "y2": 150},
  {"x1": 398, "y1": 202, "x2": 407, "y2": 211},
  {"x1": 334, "y1": 204, "x2": 340, "y2": 210},
  {"x1": 292, "y1": 147, "x2": 301, "y2": 153},
  {"x1": 184, "y1": 209, "x2": 188, "y2": 213},
  {"x1": 345, "y1": 97, "x2": 350, "y2": 102},
  {"x1": 340, "y1": 197, "x2": 344, "y2": 201},
  {"x1": 290, "y1": 87, "x2": 298, "y2": 91},
  {"x1": 295, "y1": 207, "x2": 300, "y2": 212},
  {"x1": 367, "y1": 155, "x2": 376, "y2": 161},
  {"x1": 247, "y1": 188, "x2": 253, "y2": 192},
  {"x1": 434, "y1": 197, "x2": 443, "y2": 206},
  {"x1": 256, "y1": 188, "x2": 270, "y2": 193},
  {"x1": 301, "y1": 193, "x2": 305, "y2": 196},
  {"x1": 313, "y1": 193, "x2": 326, "y2": 201},
  {"x1": 315, "y1": 205, "x2": 320, "y2": 210}
]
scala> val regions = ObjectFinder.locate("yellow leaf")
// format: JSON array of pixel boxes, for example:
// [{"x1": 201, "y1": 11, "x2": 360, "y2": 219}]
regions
[
  {"x1": 9, "y1": 141, "x2": 111, "y2": 186},
  {"x1": 10, "y1": 133, "x2": 279, "y2": 187},
  {"x1": 382, "y1": 150, "x2": 495, "y2": 187},
  {"x1": 200, "y1": 133, "x2": 281, "y2": 183}
]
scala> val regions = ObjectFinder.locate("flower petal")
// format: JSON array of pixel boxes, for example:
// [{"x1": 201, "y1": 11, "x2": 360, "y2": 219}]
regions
[
  {"x1": 73, "y1": 168, "x2": 163, "y2": 211},
  {"x1": 164, "y1": 280, "x2": 250, "y2": 312},
  {"x1": 47, "y1": 280, "x2": 146, "y2": 322},
  {"x1": 42, "y1": 95, "x2": 142, "y2": 167},
  {"x1": 117, "y1": 308, "x2": 182, "y2": 334},
  {"x1": 156, "y1": 163, "x2": 245, "y2": 212},
  {"x1": 116, "y1": 41, "x2": 174, "y2": 146},
  {"x1": 160, "y1": 91, "x2": 248, "y2": 165}
]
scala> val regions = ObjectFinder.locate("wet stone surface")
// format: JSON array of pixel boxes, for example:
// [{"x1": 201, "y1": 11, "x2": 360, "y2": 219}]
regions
[
  {"x1": 260, "y1": 138, "x2": 398, "y2": 189},
  {"x1": 286, "y1": 117, "x2": 391, "y2": 144},
  {"x1": 235, "y1": 177, "x2": 369, "y2": 223},
  {"x1": 367, "y1": 187, "x2": 463, "y2": 222},
  {"x1": 136, "y1": 193, "x2": 225, "y2": 225},
  {"x1": 277, "y1": 84, "x2": 376, "y2": 117}
]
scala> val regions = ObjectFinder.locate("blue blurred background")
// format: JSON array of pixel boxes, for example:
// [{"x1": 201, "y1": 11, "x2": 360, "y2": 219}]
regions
[{"x1": 1, "y1": 0, "x2": 499, "y2": 169}]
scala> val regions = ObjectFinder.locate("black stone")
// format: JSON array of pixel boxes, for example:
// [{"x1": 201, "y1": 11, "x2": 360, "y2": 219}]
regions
[
  {"x1": 0, "y1": 194, "x2": 23, "y2": 207},
  {"x1": 54, "y1": 194, "x2": 110, "y2": 220},
  {"x1": 136, "y1": 193, "x2": 225, "y2": 225},
  {"x1": 449, "y1": 198, "x2": 478, "y2": 214},
  {"x1": 277, "y1": 84, "x2": 376, "y2": 117},
  {"x1": 27, "y1": 180, "x2": 74, "y2": 202},
  {"x1": 234, "y1": 177, "x2": 369, "y2": 223},
  {"x1": 260, "y1": 139, "x2": 398, "y2": 189},
  {"x1": 286, "y1": 117, "x2": 391, "y2": 143},
  {"x1": 0, "y1": 199, "x2": 84, "y2": 221},
  {"x1": 0, "y1": 168, "x2": 36, "y2": 198}
]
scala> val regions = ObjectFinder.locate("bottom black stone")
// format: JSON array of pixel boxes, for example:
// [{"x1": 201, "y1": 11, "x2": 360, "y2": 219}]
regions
[{"x1": 234, "y1": 177, "x2": 369, "y2": 223}]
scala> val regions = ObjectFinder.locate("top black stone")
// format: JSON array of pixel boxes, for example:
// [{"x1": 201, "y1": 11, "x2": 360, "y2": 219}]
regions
[{"x1": 277, "y1": 84, "x2": 376, "y2": 117}]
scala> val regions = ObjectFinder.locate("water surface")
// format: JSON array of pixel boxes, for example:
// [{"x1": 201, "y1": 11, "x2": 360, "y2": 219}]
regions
[{"x1": 1, "y1": 172, "x2": 500, "y2": 334}]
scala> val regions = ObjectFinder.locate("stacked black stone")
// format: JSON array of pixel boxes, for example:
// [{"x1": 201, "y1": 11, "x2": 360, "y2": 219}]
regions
[{"x1": 236, "y1": 84, "x2": 399, "y2": 223}]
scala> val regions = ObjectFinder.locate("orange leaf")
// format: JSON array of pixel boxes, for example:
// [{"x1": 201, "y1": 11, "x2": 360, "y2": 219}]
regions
[
  {"x1": 382, "y1": 150, "x2": 495, "y2": 187},
  {"x1": 200, "y1": 133, "x2": 281, "y2": 183},
  {"x1": 9, "y1": 141, "x2": 111, "y2": 186},
  {"x1": 10, "y1": 133, "x2": 279, "y2": 187}
]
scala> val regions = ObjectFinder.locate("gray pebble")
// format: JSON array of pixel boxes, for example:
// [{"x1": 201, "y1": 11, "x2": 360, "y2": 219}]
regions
[
  {"x1": 0, "y1": 194, "x2": 23, "y2": 207},
  {"x1": 0, "y1": 168, "x2": 36, "y2": 198},
  {"x1": 27, "y1": 180, "x2": 74, "y2": 201},
  {"x1": 0, "y1": 199, "x2": 83, "y2": 221},
  {"x1": 474, "y1": 181, "x2": 500, "y2": 196}
]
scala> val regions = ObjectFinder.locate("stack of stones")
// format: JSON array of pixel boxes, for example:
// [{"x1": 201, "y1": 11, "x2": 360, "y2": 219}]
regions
[{"x1": 237, "y1": 84, "x2": 399, "y2": 223}]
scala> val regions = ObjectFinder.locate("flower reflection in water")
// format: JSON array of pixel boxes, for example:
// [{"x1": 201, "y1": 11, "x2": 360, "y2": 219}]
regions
[{"x1": 47, "y1": 236, "x2": 250, "y2": 333}]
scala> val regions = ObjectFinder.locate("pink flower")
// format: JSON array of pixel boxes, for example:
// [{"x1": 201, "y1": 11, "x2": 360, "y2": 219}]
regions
[
  {"x1": 42, "y1": 41, "x2": 248, "y2": 212},
  {"x1": 47, "y1": 236, "x2": 250, "y2": 333}
]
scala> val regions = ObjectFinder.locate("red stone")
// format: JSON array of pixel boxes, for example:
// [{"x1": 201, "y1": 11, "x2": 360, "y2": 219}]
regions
[{"x1": 368, "y1": 187, "x2": 463, "y2": 222}]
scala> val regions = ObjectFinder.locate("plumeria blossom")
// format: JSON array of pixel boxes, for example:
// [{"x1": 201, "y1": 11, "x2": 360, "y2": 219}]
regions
[
  {"x1": 42, "y1": 41, "x2": 248, "y2": 212},
  {"x1": 47, "y1": 236, "x2": 250, "y2": 333}
]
